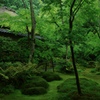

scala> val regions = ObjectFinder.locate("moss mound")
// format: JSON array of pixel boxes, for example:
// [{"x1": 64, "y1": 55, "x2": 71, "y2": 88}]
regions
[
  {"x1": 42, "y1": 72, "x2": 62, "y2": 82},
  {"x1": 11, "y1": 71, "x2": 31, "y2": 89},
  {"x1": 21, "y1": 76, "x2": 49, "y2": 95},
  {"x1": 22, "y1": 76, "x2": 49, "y2": 89},
  {"x1": 21, "y1": 87, "x2": 47, "y2": 95},
  {"x1": 0, "y1": 84, "x2": 15, "y2": 94},
  {"x1": 57, "y1": 78, "x2": 100, "y2": 100}
]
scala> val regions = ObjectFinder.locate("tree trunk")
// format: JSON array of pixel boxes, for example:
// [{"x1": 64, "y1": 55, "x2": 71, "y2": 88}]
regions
[
  {"x1": 29, "y1": 0, "x2": 36, "y2": 63},
  {"x1": 98, "y1": 0, "x2": 100, "y2": 38},
  {"x1": 68, "y1": 0, "x2": 82, "y2": 95},
  {"x1": 44, "y1": 63, "x2": 48, "y2": 72},
  {"x1": 69, "y1": 40, "x2": 82, "y2": 95},
  {"x1": 51, "y1": 58, "x2": 55, "y2": 72}
]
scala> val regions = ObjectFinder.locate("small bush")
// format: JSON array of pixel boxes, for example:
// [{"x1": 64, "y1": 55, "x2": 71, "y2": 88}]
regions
[
  {"x1": 96, "y1": 72, "x2": 100, "y2": 75},
  {"x1": 42, "y1": 72, "x2": 62, "y2": 82},
  {"x1": 11, "y1": 71, "x2": 34, "y2": 89},
  {"x1": 22, "y1": 76, "x2": 49, "y2": 89},
  {"x1": 57, "y1": 78, "x2": 100, "y2": 100},
  {"x1": 91, "y1": 68, "x2": 97, "y2": 73},
  {"x1": 0, "y1": 84, "x2": 15, "y2": 94},
  {"x1": 21, "y1": 87, "x2": 47, "y2": 95},
  {"x1": 20, "y1": 76, "x2": 49, "y2": 95},
  {"x1": 0, "y1": 62, "x2": 13, "y2": 69},
  {"x1": 12, "y1": 62, "x2": 23, "y2": 67},
  {"x1": 88, "y1": 61, "x2": 96, "y2": 68}
]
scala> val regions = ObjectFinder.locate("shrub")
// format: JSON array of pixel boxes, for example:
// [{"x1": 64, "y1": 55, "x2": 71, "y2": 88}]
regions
[
  {"x1": 42, "y1": 72, "x2": 62, "y2": 82},
  {"x1": 21, "y1": 76, "x2": 49, "y2": 95},
  {"x1": 0, "y1": 72, "x2": 15, "y2": 95},
  {"x1": 57, "y1": 78, "x2": 100, "y2": 100},
  {"x1": 21, "y1": 87, "x2": 47, "y2": 95},
  {"x1": 0, "y1": 36, "x2": 30, "y2": 62},
  {"x1": 11, "y1": 71, "x2": 34, "y2": 89},
  {"x1": 91, "y1": 68, "x2": 97, "y2": 73},
  {"x1": 96, "y1": 72, "x2": 100, "y2": 75},
  {"x1": 0, "y1": 62, "x2": 13, "y2": 69},
  {"x1": 0, "y1": 84, "x2": 15, "y2": 94},
  {"x1": 91, "y1": 63, "x2": 100, "y2": 74},
  {"x1": 88, "y1": 61, "x2": 96, "y2": 68},
  {"x1": 12, "y1": 62, "x2": 23, "y2": 67},
  {"x1": 0, "y1": 36, "x2": 21, "y2": 62},
  {"x1": 21, "y1": 76, "x2": 49, "y2": 89}
]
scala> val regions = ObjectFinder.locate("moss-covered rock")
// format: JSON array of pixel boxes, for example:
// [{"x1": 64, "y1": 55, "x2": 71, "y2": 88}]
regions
[
  {"x1": 20, "y1": 76, "x2": 49, "y2": 95},
  {"x1": 22, "y1": 76, "x2": 49, "y2": 89},
  {"x1": 57, "y1": 78, "x2": 100, "y2": 100},
  {"x1": 42, "y1": 72, "x2": 62, "y2": 82},
  {"x1": 21, "y1": 87, "x2": 47, "y2": 95}
]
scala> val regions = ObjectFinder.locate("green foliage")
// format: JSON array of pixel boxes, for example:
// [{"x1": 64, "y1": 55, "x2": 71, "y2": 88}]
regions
[
  {"x1": 54, "y1": 58, "x2": 74, "y2": 74},
  {"x1": 75, "y1": 32, "x2": 100, "y2": 67},
  {"x1": 21, "y1": 76, "x2": 49, "y2": 89},
  {"x1": 57, "y1": 78, "x2": 100, "y2": 100},
  {"x1": 0, "y1": 37, "x2": 30, "y2": 62},
  {"x1": 17, "y1": 37, "x2": 30, "y2": 62},
  {"x1": 0, "y1": 62, "x2": 49, "y2": 95},
  {"x1": 0, "y1": 84, "x2": 15, "y2": 95},
  {"x1": 0, "y1": 36, "x2": 21, "y2": 62},
  {"x1": 91, "y1": 68, "x2": 98, "y2": 73},
  {"x1": 21, "y1": 87, "x2": 47, "y2": 95},
  {"x1": 21, "y1": 76, "x2": 49, "y2": 95},
  {"x1": 91, "y1": 62, "x2": 100, "y2": 74},
  {"x1": 0, "y1": 62, "x2": 13, "y2": 69},
  {"x1": 42, "y1": 72, "x2": 62, "y2": 82},
  {"x1": 12, "y1": 62, "x2": 23, "y2": 67}
]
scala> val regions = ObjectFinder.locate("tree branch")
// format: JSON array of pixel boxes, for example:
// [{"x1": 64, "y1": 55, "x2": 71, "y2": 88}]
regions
[
  {"x1": 73, "y1": 0, "x2": 84, "y2": 17},
  {"x1": 49, "y1": 11, "x2": 60, "y2": 28}
]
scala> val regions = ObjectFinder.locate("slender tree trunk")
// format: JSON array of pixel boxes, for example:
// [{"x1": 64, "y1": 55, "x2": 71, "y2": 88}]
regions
[
  {"x1": 68, "y1": 0, "x2": 82, "y2": 95},
  {"x1": 29, "y1": 0, "x2": 36, "y2": 63},
  {"x1": 44, "y1": 63, "x2": 47, "y2": 72},
  {"x1": 98, "y1": 0, "x2": 100, "y2": 38},
  {"x1": 51, "y1": 58, "x2": 55, "y2": 72},
  {"x1": 69, "y1": 40, "x2": 82, "y2": 95}
]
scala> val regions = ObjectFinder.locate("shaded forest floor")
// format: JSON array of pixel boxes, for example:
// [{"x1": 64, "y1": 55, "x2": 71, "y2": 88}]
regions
[{"x1": 0, "y1": 67, "x2": 100, "y2": 100}]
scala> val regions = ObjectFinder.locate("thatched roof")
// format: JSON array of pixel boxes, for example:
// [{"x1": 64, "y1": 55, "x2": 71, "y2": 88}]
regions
[
  {"x1": 0, "y1": 28, "x2": 42, "y2": 40},
  {"x1": 0, "y1": 7, "x2": 17, "y2": 16},
  {"x1": 0, "y1": 7, "x2": 42, "y2": 40}
]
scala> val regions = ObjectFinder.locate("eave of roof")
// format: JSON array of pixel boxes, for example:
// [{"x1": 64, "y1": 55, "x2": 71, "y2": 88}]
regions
[
  {"x1": 0, "y1": 6, "x2": 17, "y2": 16},
  {"x1": 0, "y1": 28, "x2": 42, "y2": 39}
]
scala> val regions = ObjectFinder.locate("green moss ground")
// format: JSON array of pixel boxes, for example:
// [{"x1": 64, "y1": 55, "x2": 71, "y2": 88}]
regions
[{"x1": 0, "y1": 69, "x2": 100, "y2": 100}]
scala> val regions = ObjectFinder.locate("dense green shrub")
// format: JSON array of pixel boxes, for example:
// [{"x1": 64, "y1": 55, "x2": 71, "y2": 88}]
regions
[
  {"x1": 12, "y1": 62, "x2": 23, "y2": 67},
  {"x1": 91, "y1": 68, "x2": 97, "y2": 73},
  {"x1": 21, "y1": 76, "x2": 49, "y2": 95},
  {"x1": 0, "y1": 62, "x2": 23, "y2": 69},
  {"x1": 21, "y1": 76, "x2": 49, "y2": 89},
  {"x1": 0, "y1": 37, "x2": 29, "y2": 62},
  {"x1": 11, "y1": 71, "x2": 34, "y2": 89},
  {"x1": 54, "y1": 58, "x2": 74, "y2": 74},
  {"x1": 57, "y1": 78, "x2": 100, "y2": 100},
  {"x1": 91, "y1": 62, "x2": 100, "y2": 74},
  {"x1": 42, "y1": 72, "x2": 62, "y2": 82},
  {"x1": 0, "y1": 75, "x2": 15, "y2": 95},
  {"x1": 21, "y1": 87, "x2": 47, "y2": 95},
  {"x1": 0, "y1": 84, "x2": 15, "y2": 94},
  {"x1": 0, "y1": 36, "x2": 21, "y2": 62},
  {"x1": 17, "y1": 37, "x2": 30, "y2": 62}
]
